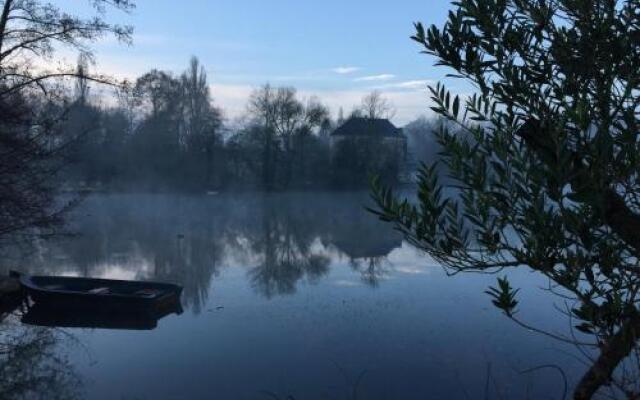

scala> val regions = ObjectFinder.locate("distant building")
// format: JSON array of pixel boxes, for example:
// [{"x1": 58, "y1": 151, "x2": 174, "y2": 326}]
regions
[
  {"x1": 329, "y1": 117, "x2": 410, "y2": 184},
  {"x1": 329, "y1": 117, "x2": 407, "y2": 158}
]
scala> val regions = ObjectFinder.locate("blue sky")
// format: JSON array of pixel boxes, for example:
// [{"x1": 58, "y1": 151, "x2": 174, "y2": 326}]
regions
[{"x1": 72, "y1": 1, "x2": 464, "y2": 124}]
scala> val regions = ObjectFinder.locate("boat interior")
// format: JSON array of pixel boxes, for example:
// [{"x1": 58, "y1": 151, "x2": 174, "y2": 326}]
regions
[{"x1": 30, "y1": 276, "x2": 167, "y2": 298}]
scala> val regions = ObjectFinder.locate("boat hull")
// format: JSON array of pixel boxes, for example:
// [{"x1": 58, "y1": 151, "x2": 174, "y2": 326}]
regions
[{"x1": 18, "y1": 274, "x2": 183, "y2": 314}]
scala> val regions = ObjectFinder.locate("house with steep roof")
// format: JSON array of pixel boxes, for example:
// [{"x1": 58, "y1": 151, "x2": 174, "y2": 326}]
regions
[
  {"x1": 330, "y1": 117, "x2": 406, "y2": 156},
  {"x1": 329, "y1": 117, "x2": 408, "y2": 185}
]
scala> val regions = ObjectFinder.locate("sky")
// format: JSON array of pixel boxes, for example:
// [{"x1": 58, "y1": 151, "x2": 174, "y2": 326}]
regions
[{"x1": 61, "y1": 0, "x2": 466, "y2": 125}]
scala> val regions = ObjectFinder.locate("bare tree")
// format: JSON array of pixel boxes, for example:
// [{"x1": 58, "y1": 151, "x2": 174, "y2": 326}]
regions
[
  {"x1": 247, "y1": 85, "x2": 329, "y2": 189},
  {"x1": 337, "y1": 106, "x2": 345, "y2": 126},
  {"x1": 74, "y1": 55, "x2": 90, "y2": 105},
  {"x1": 134, "y1": 70, "x2": 181, "y2": 119},
  {"x1": 0, "y1": 0, "x2": 133, "y2": 96},
  {"x1": 182, "y1": 57, "x2": 213, "y2": 141},
  {"x1": 360, "y1": 90, "x2": 395, "y2": 120},
  {"x1": 181, "y1": 56, "x2": 223, "y2": 187},
  {"x1": 0, "y1": 0, "x2": 134, "y2": 241},
  {"x1": 247, "y1": 84, "x2": 278, "y2": 190}
]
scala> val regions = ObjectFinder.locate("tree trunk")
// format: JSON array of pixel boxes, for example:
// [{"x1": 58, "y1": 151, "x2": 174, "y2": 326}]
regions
[
  {"x1": 0, "y1": 0, "x2": 13, "y2": 57},
  {"x1": 574, "y1": 314, "x2": 640, "y2": 399},
  {"x1": 262, "y1": 128, "x2": 273, "y2": 191}
]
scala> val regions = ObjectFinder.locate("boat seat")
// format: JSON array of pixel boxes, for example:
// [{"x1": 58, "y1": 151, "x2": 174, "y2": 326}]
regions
[
  {"x1": 135, "y1": 288, "x2": 160, "y2": 298},
  {"x1": 43, "y1": 284, "x2": 64, "y2": 290},
  {"x1": 88, "y1": 287, "x2": 110, "y2": 295}
]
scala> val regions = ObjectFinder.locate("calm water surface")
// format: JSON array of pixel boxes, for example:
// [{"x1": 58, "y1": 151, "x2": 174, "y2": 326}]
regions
[{"x1": 1, "y1": 193, "x2": 588, "y2": 399}]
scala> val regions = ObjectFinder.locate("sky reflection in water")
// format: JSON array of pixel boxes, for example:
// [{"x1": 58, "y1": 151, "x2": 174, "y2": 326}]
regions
[{"x1": 1, "y1": 193, "x2": 588, "y2": 399}]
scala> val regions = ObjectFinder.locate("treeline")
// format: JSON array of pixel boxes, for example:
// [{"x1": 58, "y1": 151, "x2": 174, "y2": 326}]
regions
[
  {"x1": 58, "y1": 57, "x2": 443, "y2": 192},
  {"x1": 62, "y1": 57, "x2": 227, "y2": 191}
]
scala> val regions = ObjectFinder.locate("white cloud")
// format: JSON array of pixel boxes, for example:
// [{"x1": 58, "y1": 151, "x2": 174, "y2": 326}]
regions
[
  {"x1": 331, "y1": 66, "x2": 360, "y2": 74},
  {"x1": 354, "y1": 74, "x2": 395, "y2": 82},
  {"x1": 393, "y1": 265, "x2": 427, "y2": 275},
  {"x1": 384, "y1": 80, "x2": 434, "y2": 90},
  {"x1": 333, "y1": 280, "x2": 362, "y2": 287}
]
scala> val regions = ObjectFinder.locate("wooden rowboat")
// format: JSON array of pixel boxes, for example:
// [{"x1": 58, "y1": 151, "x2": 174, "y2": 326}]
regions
[{"x1": 12, "y1": 271, "x2": 182, "y2": 313}]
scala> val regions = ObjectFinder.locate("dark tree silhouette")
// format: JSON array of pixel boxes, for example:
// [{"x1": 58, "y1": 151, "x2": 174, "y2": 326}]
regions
[
  {"x1": 0, "y1": 0, "x2": 133, "y2": 241},
  {"x1": 246, "y1": 85, "x2": 330, "y2": 190},
  {"x1": 372, "y1": 1, "x2": 640, "y2": 398},
  {"x1": 0, "y1": 322, "x2": 82, "y2": 400}
]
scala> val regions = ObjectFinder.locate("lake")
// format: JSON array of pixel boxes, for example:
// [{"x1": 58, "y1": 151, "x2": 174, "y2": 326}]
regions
[{"x1": 1, "y1": 192, "x2": 589, "y2": 399}]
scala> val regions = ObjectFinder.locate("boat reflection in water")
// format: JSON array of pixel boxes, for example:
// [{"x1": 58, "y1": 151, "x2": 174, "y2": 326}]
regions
[
  {"x1": 21, "y1": 300, "x2": 182, "y2": 330},
  {"x1": 14, "y1": 271, "x2": 184, "y2": 331}
]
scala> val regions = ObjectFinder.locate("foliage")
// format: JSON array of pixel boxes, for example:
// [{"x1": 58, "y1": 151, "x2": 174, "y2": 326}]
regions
[
  {"x1": 485, "y1": 276, "x2": 519, "y2": 317},
  {"x1": 371, "y1": 0, "x2": 640, "y2": 398}
]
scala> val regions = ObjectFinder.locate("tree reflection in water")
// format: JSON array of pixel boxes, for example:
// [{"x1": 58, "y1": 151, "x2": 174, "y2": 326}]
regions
[
  {"x1": 247, "y1": 197, "x2": 330, "y2": 298},
  {"x1": 348, "y1": 256, "x2": 389, "y2": 287},
  {"x1": 0, "y1": 316, "x2": 82, "y2": 400},
  {"x1": 1, "y1": 193, "x2": 404, "y2": 307}
]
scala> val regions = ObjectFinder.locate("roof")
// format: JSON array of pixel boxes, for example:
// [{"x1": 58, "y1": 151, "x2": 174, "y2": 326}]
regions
[
  {"x1": 331, "y1": 117, "x2": 404, "y2": 138},
  {"x1": 332, "y1": 235, "x2": 402, "y2": 259}
]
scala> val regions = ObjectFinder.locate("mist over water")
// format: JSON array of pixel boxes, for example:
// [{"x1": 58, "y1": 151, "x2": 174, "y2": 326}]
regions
[
  {"x1": 2, "y1": 192, "x2": 586, "y2": 399},
  {"x1": 0, "y1": 0, "x2": 636, "y2": 397}
]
